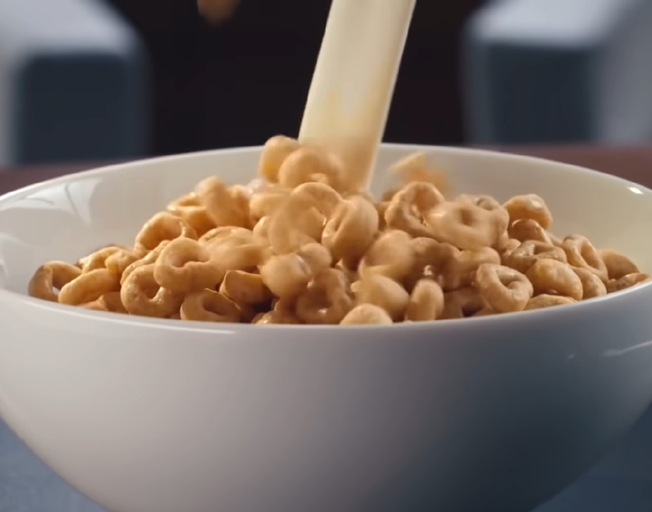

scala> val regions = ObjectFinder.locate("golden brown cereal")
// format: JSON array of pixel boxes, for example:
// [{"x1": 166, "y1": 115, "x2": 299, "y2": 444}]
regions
[
  {"x1": 28, "y1": 262, "x2": 82, "y2": 302},
  {"x1": 475, "y1": 264, "x2": 533, "y2": 313},
  {"x1": 278, "y1": 146, "x2": 344, "y2": 190},
  {"x1": 341, "y1": 304, "x2": 393, "y2": 325},
  {"x1": 295, "y1": 268, "x2": 354, "y2": 324},
  {"x1": 196, "y1": 176, "x2": 251, "y2": 229},
  {"x1": 323, "y1": 195, "x2": 379, "y2": 263},
  {"x1": 561, "y1": 235, "x2": 608, "y2": 282},
  {"x1": 154, "y1": 238, "x2": 224, "y2": 293},
  {"x1": 572, "y1": 267, "x2": 607, "y2": 299},
  {"x1": 384, "y1": 181, "x2": 444, "y2": 238},
  {"x1": 443, "y1": 246, "x2": 501, "y2": 291},
  {"x1": 359, "y1": 230, "x2": 415, "y2": 282},
  {"x1": 426, "y1": 201, "x2": 500, "y2": 250},
  {"x1": 390, "y1": 152, "x2": 451, "y2": 197},
  {"x1": 503, "y1": 194, "x2": 553, "y2": 230},
  {"x1": 58, "y1": 269, "x2": 120, "y2": 306},
  {"x1": 78, "y1": 246, "x2": 123, "y2": 273},
  {"x1": 508, "y1": 219, "x2": 552, "y2": 245},
  {"x1": 405, "y1": 279, "x2": 445, "y2": 321},
  {"x1": 27, "y1": 137, "x2": 648, "y2": 325},
  {"x1": 105, "y1": 249, "x2": 139, "y2": 277},
  {"x1": 120, "y1": 264, "x2": 184, "y2": 318},
  {"x1": 353, "y1": 274, "x2": 410, "y2": 322},
  {"x1": 135, "y1": 212, "x2": 197, "y2": 254},
  {"x1": 259, "y1": 253, "x2": 311, "y2": 299},
  {"x1": 600, "y1": 249, "x2": 640, "y2": 280},
  {"x1": 441, "y1": 287, "x2": 485, "y2": 319},
  {"x1": 504, "y1": 240, "x2": 567, "y2": 274},
  {"x1": 167, "y1": 193, "x2": 215, "y2": 237},
  {"x1": 607, "y1": 272, "x2": 652, "y2": 293},
  {"x1": 258, "y1": 135, "x2": 301, "y2": 182},
  {"x1": 121, "y1": 241, "x2": 171, "y2": 285},
  {"x1": 525, "y1": 294, "x2": 576, "y2": 310},
  {"x1": 525, "y1": 259, "x2": 583, "y2": 301},
  {"x1": 220, "y1": 270, "x2": 272, "y2": 305},
  {"x1": 180, "y1": 289, "x2": 241, "y2": 323}
]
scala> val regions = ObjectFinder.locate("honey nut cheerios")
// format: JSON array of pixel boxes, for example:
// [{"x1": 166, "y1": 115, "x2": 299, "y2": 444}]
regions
[{"x1": 28, "y1": 134, "x2": 650, "y2": 324}]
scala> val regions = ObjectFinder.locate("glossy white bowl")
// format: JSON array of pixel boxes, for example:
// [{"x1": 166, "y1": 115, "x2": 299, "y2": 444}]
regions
[{"x1": 1, "y1": 145, "x2": 652, "y2": 512}]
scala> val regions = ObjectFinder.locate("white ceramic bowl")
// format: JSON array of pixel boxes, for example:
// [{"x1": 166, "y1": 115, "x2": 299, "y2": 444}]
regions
[{"x1": 1, "y1": 145, "x2": 652, "y2": 512}]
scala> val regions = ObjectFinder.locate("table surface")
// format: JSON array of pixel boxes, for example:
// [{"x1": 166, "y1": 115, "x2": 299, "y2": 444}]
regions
[{"x1": 2, "y1": 145, "x2": 652, "y2": 512}]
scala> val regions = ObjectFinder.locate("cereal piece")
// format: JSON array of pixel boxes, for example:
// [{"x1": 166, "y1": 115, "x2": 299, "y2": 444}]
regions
[
  {"x1": 503, "y1": 240, "x2": 567, "y2": 274},
  {"x1": 561, "y1": 235, "x2": 608, "y2": 282},
  {"x1": 207, "y1": 231, "x2": 271, "y2": 271},
  {"x1": 384, "y1": 181, "x2": 444, "y2": 238},
  {"x1": 220, "y1": 270, "x2": 272, "y2": 305},
  {"x1": 268, "y1": 182, "x2": 343, "y2": 254},
  {"x1": 426, "y1": 201, "x2": 500, "y2": 250},
  {"x1": 295, "y1": 268, "x2": 354, "y2": 324},
  {"x1": 322, "y1": 195, "x2": 379, "y2": 263},
  {"x1": 120, "y1": 264, "x2": 184, "y2": 318},
  {"x1": 607, "y1": 272, "x2": 652, "y2": 293},
  {"x1": 405, "y1": 279, "x2": 445, "y2": 321},
  {"x1": 58, "y1": 269, "x2": 120, "y2": 306},
  {"x1": 526, "y1": 259, "x2": 583, "y2": 300},
  {"x1": 571, "y1": 267, "x2": 607, "y2": 299},
  {"x1": 475, "y1": 264, "x2": 533, "y2": 313},
  {"x1": 154, "y1": 238, "x2": 224, "y2": 293},
  {"x1": 599, "y1": 249, "x2": 640, "y2": 280},
  {"x1": 254, "y1": 310, "x2": 301, "y2": 324},
  {"x1": 78, "y1": 246, "x2": 123, "y2": 273},
  {"x1": 359, "y1": 230, "x2": 415, "y2": 282},
  {"x1": 278, "y1": 146, "x2": 344, "y2": 190},
  {"x1": 525, "y1": 294, "x2": 575, "y2": 310},
  {"x1": 258, "y1": 135, "x2": 301, "y2": 182},
  {"x1": 259, "y1": 253, "x2": 311, "y2": 299},
  {"x1": 390, "y1": 152, "x2": 451, "y2": 197},
  {"x1": 167, "y1": 193, "x2": 215, "y2": 237},
  {"x1": 406, "y1": 238, "x2": 458, "y2": 290},
  {"x1": 503, "y1": 194, "x2": 553, "y2": 230},
  {"x1": 195, "y1": 176, "x2": 251, "y2": 229},
  {"x1": 249, "y1": 189, "x2": 290, "y2": 223},
  {"x1": 457, "y1": 194, "x2": 510, "y2": 241},
  {"x1": 340, "y1": 304, "x2": 393, "y2": 325},
  {"x1": 105, "y1": 249, "x2": 139, "y2": 277},
  {"x1": 28, "y1": 261, "x2": 82, "y2": 302},
  {"x1": 180, "y1": 289, "x2": 241, "y2": 323},
  {"x1": 83, "y1": 292, "x2": 128, "y2": 314},
  {"x1": 353, "y1": 274, "x2": 410, "y2": 322},
  {"x1": 443, "y1": 246, "x2": 500, "y2": 291},
  {"x1": 441, "y1": 287, "x2": 485, "y2": 319},
  {"x1": 508, "y1": 219, "x2": 552, "y2": 245},
  {"x1": 135, "y1": 212, "x2": 197, "y2": 254},
  {"x1": 121, "y1": 241, "x2": 171, "y2": 285}
]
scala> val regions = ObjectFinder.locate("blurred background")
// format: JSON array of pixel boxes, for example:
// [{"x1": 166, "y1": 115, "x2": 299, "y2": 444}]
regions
[{"x1": 1, "y1": 0, "x2": 651, "y2": 166}]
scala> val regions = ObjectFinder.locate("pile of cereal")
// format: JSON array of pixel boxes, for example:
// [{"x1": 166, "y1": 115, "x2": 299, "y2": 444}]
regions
[{"x1": 28, "y1": 135, "x2": 651, "y2": 325}]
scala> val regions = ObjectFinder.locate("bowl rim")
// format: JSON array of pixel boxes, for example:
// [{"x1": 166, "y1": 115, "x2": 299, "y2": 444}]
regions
[{"x1": 1, "y1": 143, "x2": 650, "y2": 334}]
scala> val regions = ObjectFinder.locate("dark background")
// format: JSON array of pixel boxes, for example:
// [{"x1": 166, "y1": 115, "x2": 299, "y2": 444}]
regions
[{"x1": 107, "y1": 0, "x2": 486, "y2": 156}]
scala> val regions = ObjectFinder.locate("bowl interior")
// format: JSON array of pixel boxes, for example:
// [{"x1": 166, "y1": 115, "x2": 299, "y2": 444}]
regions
[{"x1": 0, "y1": 144, "x2": 651, "y2": 295}]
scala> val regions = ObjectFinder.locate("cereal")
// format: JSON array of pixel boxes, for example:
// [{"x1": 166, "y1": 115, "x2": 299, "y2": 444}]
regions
[
  {"x1": 405, "y1": 279, "x2": 445, "y2": 321},
  {"x1": 525, "y1": 259, "x2": 583, "y2": 301},
  {"x1": 353, "y1": 274, "x2": 410, "y2": 321},
  {"x1": 180, "y1": 289, "x2": 241, "y2": 323},
  {"x1": 59, "y1": 269, "x2": 120, "y2": 306},
  {"x1": 28, "y1": 261, "x2": 82, "y2": 302},
  {"x1": 153, "y1": 238, "x2": 224, "y2": 293},
  {"x1": 341, "y1": 304, "x2": 393, "y2": 325},
  {"x1": 475, "y1": 264, "x2": 533, "y2": 313},
  {"x1": 28, "y1": 135, "x2": 650, "y2": 324},
  {"x1": 599, "y1": 249, "x2": 640, "y2": 280}
]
